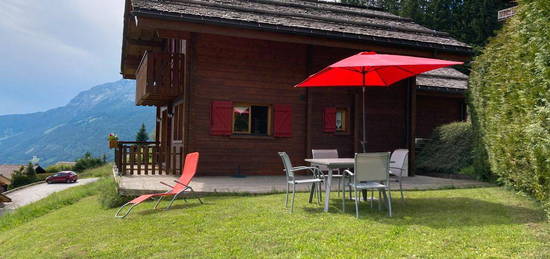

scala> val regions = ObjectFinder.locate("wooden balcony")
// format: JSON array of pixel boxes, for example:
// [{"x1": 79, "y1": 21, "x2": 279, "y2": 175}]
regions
[
  {"x1": 135, "y1": 51, "x2": 185, "y2": 106},
  {"x1": 114, "y1": 141, "x2": 183, "y2": 176}
]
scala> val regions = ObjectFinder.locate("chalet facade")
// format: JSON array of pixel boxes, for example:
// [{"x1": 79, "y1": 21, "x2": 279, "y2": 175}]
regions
[{"x1": 118, "y1": 0, "x2": 471, "y2": 177}]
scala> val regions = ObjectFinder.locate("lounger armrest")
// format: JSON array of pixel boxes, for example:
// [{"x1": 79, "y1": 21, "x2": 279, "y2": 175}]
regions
[
  {"x1": 160, "y1": 181, "x2": 174, "y2": 188},
  {"x1": 173, "y1": 180, "x2": 189, "y2": 187}
]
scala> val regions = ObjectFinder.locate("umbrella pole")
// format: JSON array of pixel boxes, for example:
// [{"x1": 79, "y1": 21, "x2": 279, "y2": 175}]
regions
[
  {"x1": 361, "y1": 67, "x2": 367, "y2": 152},
  {"x1": 362, "y1": 86, "x2": 366, "y2": 145}
]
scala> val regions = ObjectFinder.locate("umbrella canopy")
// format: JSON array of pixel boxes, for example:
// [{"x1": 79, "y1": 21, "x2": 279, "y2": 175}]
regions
[
  {"x1": 296, "y1": 52, "x2": 463, "y2": 88},
  {"x1": 295, "y1": 51, "x2": 463, "y2": 147}
]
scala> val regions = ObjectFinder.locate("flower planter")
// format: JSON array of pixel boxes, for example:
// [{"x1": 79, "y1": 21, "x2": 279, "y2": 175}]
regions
[{"x1": 109, "y1": 140, "x2": 118, "y2": 149}]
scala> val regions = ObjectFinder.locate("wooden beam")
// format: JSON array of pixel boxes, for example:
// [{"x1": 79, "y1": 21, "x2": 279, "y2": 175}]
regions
[
  {"x1": 137, "y1": 17, "x2": 470, "y2": 62},
  {"x1": 416, "y1": 90, "x2": 465, "y2": 98},
  {"x1": 127, "y1": 38, "x2": 164, "y2": 47},
  {"x1": 155, "y1": 107, "x2": 161, "y2": 142},
  {"x1": 183, "y1": 33, "x2": 195, "y2": 155},
  {"x1": 157, "y1": 30, "x2": 191, "y2": 40},
  {"x1": 305, "y1": 45, "x2": 313, "y2": 158}
]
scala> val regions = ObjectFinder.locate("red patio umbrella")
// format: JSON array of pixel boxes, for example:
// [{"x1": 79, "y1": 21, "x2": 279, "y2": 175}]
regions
[{"x1": 295, "y1": 51, "x2": 462, "y2": 145}]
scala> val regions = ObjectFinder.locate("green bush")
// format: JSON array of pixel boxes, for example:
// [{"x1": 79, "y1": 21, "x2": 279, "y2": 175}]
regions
[
  {"x1": 415, "y1": 122, "x2": 490, "y2": 179},
  {"x1": 73, "y1": 152, "x2": 106, "y2": 172},
  {"x1": 45, "y1": 164, "x2": 74, "y2": 173},
  {"x1": 468, "y1": 0, "x2": 550, "y2": 217},
  {"x1": 9, "y1": 163, "x2": 39, "y2": 189},
  {"x1": 98, "y1": 176, "x2": 133, "y2": 209},
  {"x1": 36, "y1": 173, "x2": 55, "y2": 181}
]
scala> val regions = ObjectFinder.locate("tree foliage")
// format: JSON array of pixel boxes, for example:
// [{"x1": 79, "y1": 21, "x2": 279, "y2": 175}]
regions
[
  {"x1": 73, "y1": 152, "x2": 106, "y2": 172},
  {"x1": 135, "y1": 123, "x2": 149, "y2": 142},
  {"x1": 342, "y1": 0, "x2": 509, "y2": 48},
  {"x1": 9, "y1": 163, "x2": 38, "y2": 189},
  {"x1": 469, "y1": 0, "x2": 550, "y2": 217}
]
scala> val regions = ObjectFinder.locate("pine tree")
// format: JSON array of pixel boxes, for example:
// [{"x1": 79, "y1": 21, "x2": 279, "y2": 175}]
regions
[{"x1": 136, "y1": 123, "x2": 149, "y2": 142}]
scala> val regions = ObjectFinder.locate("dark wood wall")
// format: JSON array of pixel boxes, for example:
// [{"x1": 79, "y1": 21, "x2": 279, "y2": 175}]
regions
[
  {"x1": 171, "y1": 33, "x2": 465, "y2": 176},
  {"x1": 416, "y1": 93, "x2": 465, "y2": 138},
  {"x1": 187, "y1": 34, "x2": 308, "y2": 175}
]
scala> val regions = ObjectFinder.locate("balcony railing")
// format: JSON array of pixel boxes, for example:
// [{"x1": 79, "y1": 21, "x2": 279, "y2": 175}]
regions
[
  {"x1": 114, "y1": 141, "x2": 183, "y2": 176},
  {"x1": 135, "y1": 51, "x2": 185, "y2": 106}
]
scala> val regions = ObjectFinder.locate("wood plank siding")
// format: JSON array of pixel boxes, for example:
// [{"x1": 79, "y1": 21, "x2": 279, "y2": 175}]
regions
[
  {"x1": 416, "y1": 93, "x2": 466, "y2": 138},
  {"x1": 119, "y1": 0, "x2": 472, "y2": 177},
  {"x1": 188, "y1": 34, "x2": 308, "y2": 175},
  {"x1": 176, "y1": 34, "x2": 422, "y2": 176}
]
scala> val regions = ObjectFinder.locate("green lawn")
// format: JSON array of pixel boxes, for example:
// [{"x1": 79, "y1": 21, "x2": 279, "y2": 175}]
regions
[{"x1": 0, "y1": 185, "x2": 548, "y2": 258}]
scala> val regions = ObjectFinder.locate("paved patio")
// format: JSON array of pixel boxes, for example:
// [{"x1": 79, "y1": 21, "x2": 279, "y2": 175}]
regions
[{"x1": 116, "y1": 174, "x2": 493, "y2": 196}]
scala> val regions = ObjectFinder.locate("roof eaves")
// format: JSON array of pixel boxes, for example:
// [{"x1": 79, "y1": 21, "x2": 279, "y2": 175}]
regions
[
  {"x1": 132, "y1": 8, "x2": 473, "y2": 55},
  {"x1": 417, "y1": 85, "x2": 467, "y2": 93}
]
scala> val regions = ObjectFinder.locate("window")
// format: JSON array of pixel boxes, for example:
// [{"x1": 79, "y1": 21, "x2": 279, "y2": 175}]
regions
[
  {"x1": 232, "y1": 104, "x2": 271, "y2": 135},
  {"x1": 335, "y1": 108, "x2": 347, "y2": 132}
]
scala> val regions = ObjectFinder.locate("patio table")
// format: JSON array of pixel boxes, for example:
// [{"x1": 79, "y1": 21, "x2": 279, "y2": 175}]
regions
[{"x1": 305, "y1": 158, "x2": 354, "y2": 212}]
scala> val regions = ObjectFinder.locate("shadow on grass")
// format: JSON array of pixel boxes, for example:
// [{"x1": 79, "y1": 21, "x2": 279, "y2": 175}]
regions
[
  {"x1": 136, "y1": 201, "x2": 210, "y2": 216},
  {"x1": 303, "y1": 196, "x2": 544, "y2": 227}
]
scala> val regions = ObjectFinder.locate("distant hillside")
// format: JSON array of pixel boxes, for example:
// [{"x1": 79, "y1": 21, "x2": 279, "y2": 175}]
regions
[{"x1": 0, "y1": 80, "x2": 155, "y2": 166}]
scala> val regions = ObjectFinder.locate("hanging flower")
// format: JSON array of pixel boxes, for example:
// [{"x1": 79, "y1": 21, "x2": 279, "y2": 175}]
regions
[{"x1": 107, "y1": 133, "x2": 119, "y2": 141}]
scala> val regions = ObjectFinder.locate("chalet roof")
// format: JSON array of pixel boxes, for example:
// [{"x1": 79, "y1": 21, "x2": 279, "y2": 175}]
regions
[
  {"x1": 0, "y1": 175, "x2": 10, "y2": 186},
  {"x1": 0, "y1": 193, "x2": 11, "y2": 203},
  {"x1": 417, "y1": 67, "x2": 468, "y2": 91},
  {"x1": 130, "y1": 0, "x2": 470, "y2": 53},
  {"x1": 0, "y1": 165, "x2": 23, "y2": 180}
]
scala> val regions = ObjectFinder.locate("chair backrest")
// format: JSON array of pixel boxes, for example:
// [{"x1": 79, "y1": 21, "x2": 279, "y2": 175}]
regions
[
  {"x1": 390, "y1": 149, "x2": 408, "y2": 170},
  {"x1": 354, "y1": 152, "x2": 390, "y2": 183},
  {"x1": 312, "y1": 149, "x2": 339, "y2": 171},
  {"x1": 173, "y1": 152, "x2": 200, "y2": 193},
  {"x1": 278, "y1": 152, "x2": 295, "y2": 179}
]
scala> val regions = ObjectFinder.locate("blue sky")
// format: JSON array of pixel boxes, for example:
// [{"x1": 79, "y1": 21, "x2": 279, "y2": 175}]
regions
[{"x1": 0, "y1": 0, "x2": 125, "y2": 115}]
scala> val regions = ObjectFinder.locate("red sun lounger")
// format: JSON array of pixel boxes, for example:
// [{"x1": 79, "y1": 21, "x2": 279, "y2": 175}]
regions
[{"x1": 115, "y1": 152, "x2": 203, "y2": 218}]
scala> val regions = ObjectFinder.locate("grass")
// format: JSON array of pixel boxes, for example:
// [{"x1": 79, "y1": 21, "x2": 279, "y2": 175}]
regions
[
  {"x1": 0, "y1": 185, "x2": 548, "y2": 258},
  {"x1": 0, "y1": 165, "x2": 112, "y2": 232},
  {"x1": 77, "y1": 164, "x2": 112, "y2": 178}
]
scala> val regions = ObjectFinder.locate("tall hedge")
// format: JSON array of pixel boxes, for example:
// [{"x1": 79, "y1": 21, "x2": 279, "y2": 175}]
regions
[{"x1": 468, "y1": 0, "x2": 549, "y2": 216}]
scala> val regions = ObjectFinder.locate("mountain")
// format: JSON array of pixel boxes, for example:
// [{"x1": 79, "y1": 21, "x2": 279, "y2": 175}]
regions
[{"x1": 0, "y1": 80, "x2": 155, "y2": 166}]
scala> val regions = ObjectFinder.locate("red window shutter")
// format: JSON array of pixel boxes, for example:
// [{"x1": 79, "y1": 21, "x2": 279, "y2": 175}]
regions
[
  {"x1": 274, "y1": 104, "x2": 292, "y2": 137},
  {"x1": 210, "y1": 101, "x2": 232, "y2": 136},
  {"x1": 324, "y1": 107, "x2": 336, "y2": 133}
]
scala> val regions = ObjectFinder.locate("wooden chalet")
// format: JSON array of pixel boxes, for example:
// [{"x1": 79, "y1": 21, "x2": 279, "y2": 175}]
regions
[{"x1": 117, "y1": 0, "x2": 471, "y2": 177}]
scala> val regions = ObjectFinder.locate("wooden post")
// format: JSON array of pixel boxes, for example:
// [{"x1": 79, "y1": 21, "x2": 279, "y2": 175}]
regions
[
  {"x1": 122, "y1": 146, "x2": 127, "y2": 176},
  {"x1": 151, "y1": 145, "x2": 156, "y2": 175},
  {"x1": 305, "y1": 45, "x2": 313, "y2": 159},
  {"x1": 183, "y1": 33, "x2": 194, "y2": 156},
  {"x1": 143, "y1": 145, "x2": 149, "y2": 175},
  {"x1": 405, "y1": 77, "x2": 417, "y2": 176}
]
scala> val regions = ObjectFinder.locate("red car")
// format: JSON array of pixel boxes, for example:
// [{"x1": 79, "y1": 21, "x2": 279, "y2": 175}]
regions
[{"x1": 46, "y1": 171, "x2": 78, "y2": 184}]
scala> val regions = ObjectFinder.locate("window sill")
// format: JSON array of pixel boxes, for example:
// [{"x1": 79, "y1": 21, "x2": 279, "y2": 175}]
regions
[{"x1": 230, "y1": 135, "x2": 275, "y2": 140}]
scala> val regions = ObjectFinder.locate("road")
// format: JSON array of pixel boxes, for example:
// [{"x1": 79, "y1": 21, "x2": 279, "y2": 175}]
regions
[{"x1": 0, "y1": 178, "x2": 99, "y2": 214}]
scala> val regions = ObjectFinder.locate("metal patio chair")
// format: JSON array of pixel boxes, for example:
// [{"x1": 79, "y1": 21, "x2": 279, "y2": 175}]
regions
[
  {"x1": 312, "y1": 149, "x2": 345, "y2": 196},
  {"x1": 390, "y1": 149, "x2": 408, "y2": 201},
  {"x1": 115, "y1": 152, "x2": 203, "y2": 218},
  {"x1": 278, "y1": 152, "x2": 324, "y2": 213},
  {"x1": 342, "y1": 152, "x2": 392, "y2": 218}
]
